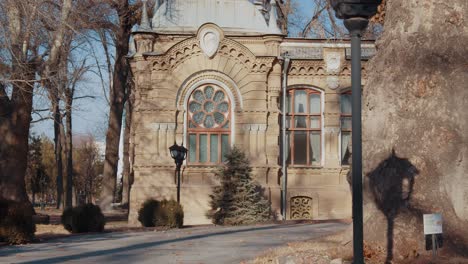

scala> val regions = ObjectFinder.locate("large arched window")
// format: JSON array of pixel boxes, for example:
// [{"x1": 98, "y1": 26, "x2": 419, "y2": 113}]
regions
[
  {"x1": 340, "y1": 91, "x2": 352, "y2": 165},
  {"x1": 285, "y1": 88, "x2": 322, "y2": 166},
  {"x1": 187, "y1": 84, "x2": 231, "y2": 164}
]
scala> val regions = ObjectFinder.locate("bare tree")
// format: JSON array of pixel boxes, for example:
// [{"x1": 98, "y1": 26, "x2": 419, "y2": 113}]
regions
[{"x1": 98, "y1": 0, "x2": 143, "y2": 211}]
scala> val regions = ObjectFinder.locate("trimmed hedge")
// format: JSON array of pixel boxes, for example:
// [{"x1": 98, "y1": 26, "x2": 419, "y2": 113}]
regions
[
  {"x1": 0, "y1": 200, "x2": 36, "y2": 244},
  {"x1": 138, "y1": 199, "x2": 183, "y2": 228},
  {"x1": 61, "y1": 203, "x2": 105, "y2": 233}
]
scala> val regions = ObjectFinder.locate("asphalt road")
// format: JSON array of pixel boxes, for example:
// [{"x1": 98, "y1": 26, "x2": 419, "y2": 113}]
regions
[{"x1": 0, "y1": 222, "x2": 348, "y2": 264}]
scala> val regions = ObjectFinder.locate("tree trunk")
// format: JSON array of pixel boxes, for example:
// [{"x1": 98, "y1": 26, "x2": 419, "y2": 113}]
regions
[
  {"x1": 99, "y1": 0, "x2": 132, "y2": 211},
  {"x1": 361, "y1": 0, "x2": 468, "y2": 261},
  {"x1": 64, "y1": 93, "x2": 73, "y2": 208},
  {"x1": 53, "y1": 101, "x2": 64, "y2": 209}
]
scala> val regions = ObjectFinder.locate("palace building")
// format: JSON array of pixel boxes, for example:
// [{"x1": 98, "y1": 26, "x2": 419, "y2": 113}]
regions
[{"x1": 127, "y1": 0, "x2": 375, "y2": 225}]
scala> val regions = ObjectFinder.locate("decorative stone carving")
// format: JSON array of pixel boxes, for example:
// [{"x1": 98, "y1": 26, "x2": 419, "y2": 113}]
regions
[
  {"x1": 290, "y1": 196, "x2": 313, "y2": 219},
  {"x1": 199, "y1": 29, "x2": 220, "y2": 58},
  {"x1": 327, "y1": 76, "x2": 340, "y2": 90},
  {"x1": 324, "y1": 52, "x2": 341, "y2": 74},
  {"x1": 281, "y1": 47, "x2": 323, "y2": 59},
  {"x1": 198, "y1": 24, "x2": 223, "y2": 59},
  {"x1": 345, "y1": 47, "x2": 376, "y2": 60}
]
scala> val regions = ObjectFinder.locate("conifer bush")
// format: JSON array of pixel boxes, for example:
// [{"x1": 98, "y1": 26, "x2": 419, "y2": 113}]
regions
[
  {"x1": 0, "y1": 200, "x2": 36, "y2": 244},
  {"x1": 61, "y1": 203, "x2": 105, "y2": 233},
  {"x1": 137, "y1": 199, "x2": 184, "y2": 228},
  {"x1": 208, "y1": 147, "x2": 271, "y2": 225}
]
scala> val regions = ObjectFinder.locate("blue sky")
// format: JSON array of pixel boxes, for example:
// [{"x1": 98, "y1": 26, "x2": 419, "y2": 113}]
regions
[{"x1": 31, "y1": 0, "x2": 316, "y2": 141}]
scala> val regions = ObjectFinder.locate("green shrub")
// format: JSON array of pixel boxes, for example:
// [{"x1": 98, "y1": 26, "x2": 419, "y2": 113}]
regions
[
  {"x1": 138, "y1": 199, "x2": 183, "y2": 228},
  {"x1": 0, "y1": 200, "x2": 36, "y2": 244},
  {"x1": 138, "y1": 199, "x2": 160, "y2": 227},
  {"x1": 61, "y1": 203, "x2": 105, "y2": 233}
]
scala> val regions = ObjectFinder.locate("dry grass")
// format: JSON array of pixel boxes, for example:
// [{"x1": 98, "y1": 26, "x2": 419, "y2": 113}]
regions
[
  {"x1": 252, "y1": 233, "x2": 354, "y2": 264},
  {"x1": 252, "y1": 232, "x2": 468, "y2": 264}
]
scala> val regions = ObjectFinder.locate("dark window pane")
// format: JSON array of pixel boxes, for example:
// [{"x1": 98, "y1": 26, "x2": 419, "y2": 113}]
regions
[
  {"x1": 341, "y1": 94, "x2": 352, "y2": 114},
  {"x1": 309, "y1": 132, "x2": 321, "y2": 164},
  {"x1": 205, "y1": 86, "x2": 214, "y2": 99},
  {"x1": 199, "y1": 134, "x2": 207, "y2": 162},
  {"x1": 217, "y1": 102, "x2": 229, "y2": 113},
  {"x1": 193, "y1": 112, "x2": 205, "y2": 124},
  {"x1": 294, "y1": 116, "x2": 307, "y2": 128},
  {"x1": 214, "y1": 112, "x2": 225, "y2": 125},
  {"x1": 309, "y1": 94, "x2": 321, "y2": 113},
  {"x1": 221, "y1": 135, "x2": 230, "y2": 162},
  {"x1": 293, "y1": 131, "x2": 307, "y2": 165},
  {"x1": 294, "y1": 90, "x2": 307, "y2": 113},
  {"x1": 189, "y1": 134, "x2": 196, "y2": 162},
  {"x1": 210, "y1": 134, "x2": 218, "y2": 163},
  {"x1": 214, "y1": 90, "x2": 225, "y2": 102},
  {"x1": 341, "y1": 117, "x2": 352, "y2": 130},
  {"x1": 341, "y1": 132, "x2": 351, "y2": 164},
  {"x1": 204, "y1": 114, "x2": 214, "y2": 128},
  {"x1": 310, "y1": 116, "x2": 320, "y2": 129},
  {"x1": 189, "y1": 101, "x2": 201, "y2": 113},
  {"x1": 193, "y1": 90, "x2": 205, "y2": 102},
  {"x1": 204, "y1": 101, "x2": 214, "y2": 113}
]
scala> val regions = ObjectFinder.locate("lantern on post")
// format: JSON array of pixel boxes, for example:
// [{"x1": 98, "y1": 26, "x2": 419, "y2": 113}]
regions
[
  {"x1": 330, "y1": 1, "x2": 382, "y2": 264},
  {"x1": 169, "y1": 142, "x2": 187, "y2": 204}
]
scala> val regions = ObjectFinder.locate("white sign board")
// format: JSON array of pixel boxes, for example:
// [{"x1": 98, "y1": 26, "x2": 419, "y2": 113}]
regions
[{"x1": 424, "y1": 214, "x2": 443, "y2": 235}]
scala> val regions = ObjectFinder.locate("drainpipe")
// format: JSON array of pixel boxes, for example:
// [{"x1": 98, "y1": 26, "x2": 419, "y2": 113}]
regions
[{"x1": 281, "y1": 54, "x2": 290, "y2": 221}]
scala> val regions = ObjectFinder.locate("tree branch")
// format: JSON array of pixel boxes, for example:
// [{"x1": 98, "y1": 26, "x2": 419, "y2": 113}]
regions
[{"x1": 73, "y1": 95, "x2": 96, "y2": 100}]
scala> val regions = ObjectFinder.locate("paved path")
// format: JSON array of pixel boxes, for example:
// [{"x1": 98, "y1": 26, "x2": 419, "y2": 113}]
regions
[{"x1": 0, "y1": 222, "x2": 348, "y2": 264}]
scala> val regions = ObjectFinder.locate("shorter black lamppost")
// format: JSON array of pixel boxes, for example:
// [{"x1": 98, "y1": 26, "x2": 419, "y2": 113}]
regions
[
  {"x1": 330, "y1": 1, "x2": 382, "y2": 264},
  {"x1": 169, "y1": 142, "x2": 187, "y2": 204}
]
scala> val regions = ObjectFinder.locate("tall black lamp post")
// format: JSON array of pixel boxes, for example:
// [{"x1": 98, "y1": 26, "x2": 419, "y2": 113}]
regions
[
  {"x1": 169, "y1": 142, "x2": 187, "y2": 204},
  {"x1": 330, "y1": 1, "x2": 382, "y2": 263}
]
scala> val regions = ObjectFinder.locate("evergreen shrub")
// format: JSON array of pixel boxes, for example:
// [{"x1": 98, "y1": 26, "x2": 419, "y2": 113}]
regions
[
  {"x1": 208, "y1": 147, "x2": 272, "y2": 225},
  {"x1": 137, "y1": 199, "x2": 184, "y2": 228},
  {"x1": 61, "y1": 203, "x2": 105, "y2": 233},
  {"x1": 0, "y1": 200, "x2": 36, "y2": 244}
]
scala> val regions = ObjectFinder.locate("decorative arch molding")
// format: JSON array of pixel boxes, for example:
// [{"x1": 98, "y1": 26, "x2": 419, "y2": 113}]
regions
[
  {"x1": 150, "y1": 36, "x2": 273, "y2": 74},
  {"x1": 176, "y1": 71, "x2": 244, "y2": 112},
  {"x1": 286, "y1": 84, "x2": 326, "y2": 92}
]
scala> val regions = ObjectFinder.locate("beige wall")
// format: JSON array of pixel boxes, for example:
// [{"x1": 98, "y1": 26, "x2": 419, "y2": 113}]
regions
[{"x1": 128, "y1": 25, "x2": 372, "y2": 226}]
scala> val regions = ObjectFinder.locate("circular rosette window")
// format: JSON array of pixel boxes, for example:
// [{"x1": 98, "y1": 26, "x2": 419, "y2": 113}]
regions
[{"x1": 188, "y1": 85, "x2": 230, "y2": 129}]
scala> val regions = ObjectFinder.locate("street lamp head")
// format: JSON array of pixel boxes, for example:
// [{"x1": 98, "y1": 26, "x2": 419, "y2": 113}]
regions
[
  {"x1": 330, "y1": 0, "x2": 382, "y2": 20},
  {"x1": 169, "y1": 142, "x2": 188, "y2": 167}
]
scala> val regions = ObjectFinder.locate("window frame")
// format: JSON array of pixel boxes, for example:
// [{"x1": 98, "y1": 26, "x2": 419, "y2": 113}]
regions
[
  {"x1": 187, "y1": 84, "x2": 231, "y2": 165},
  {"x1": 285, "y1": 87, "x2": 323, "y2": 167}
]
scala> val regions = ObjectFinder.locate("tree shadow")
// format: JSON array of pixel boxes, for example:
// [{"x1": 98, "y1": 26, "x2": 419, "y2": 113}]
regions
[{"x1": 367, "y1": 149, "x2": 419, "y2": 264}]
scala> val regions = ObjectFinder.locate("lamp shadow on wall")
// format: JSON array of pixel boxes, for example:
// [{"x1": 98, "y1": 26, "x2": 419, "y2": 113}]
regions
[{"x1": 367, "y1": 149, "x2": 419, "y2": 264}]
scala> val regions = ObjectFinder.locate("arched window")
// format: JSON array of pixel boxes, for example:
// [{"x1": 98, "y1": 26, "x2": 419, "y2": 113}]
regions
[
  {"x1": 340, "y1": 91, "x2": 352, "y2": 165},
  {"x1": 187, "y1": 84, "x2": 231, "y2": 164},
  {"x1": 285, "y1": 88, "x2": 322, "y2": 166}
]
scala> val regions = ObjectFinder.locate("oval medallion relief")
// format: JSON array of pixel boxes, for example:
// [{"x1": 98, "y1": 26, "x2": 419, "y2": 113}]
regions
[{"x1": 198, "y1": 25, "x2": 223, "y2": 59}]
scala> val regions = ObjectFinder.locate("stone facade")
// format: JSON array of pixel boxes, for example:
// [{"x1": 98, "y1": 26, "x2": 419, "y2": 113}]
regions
[{"x1": 127, "y1": 0, "x2": 375, "y2": 225}]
